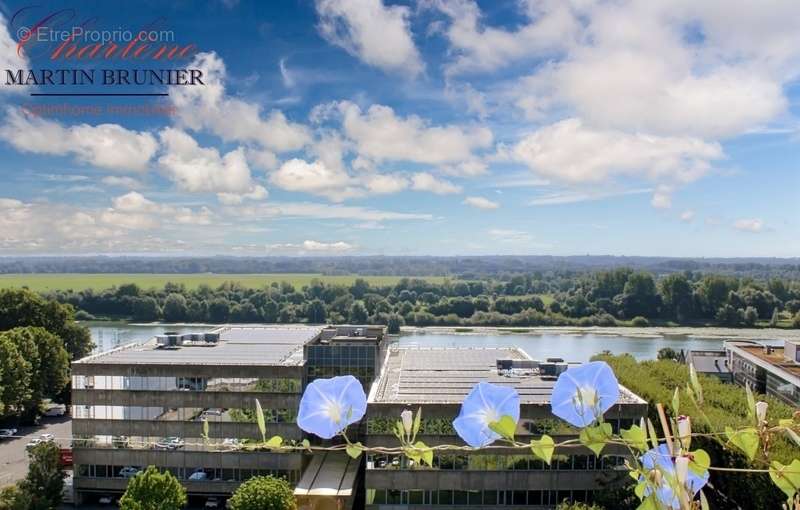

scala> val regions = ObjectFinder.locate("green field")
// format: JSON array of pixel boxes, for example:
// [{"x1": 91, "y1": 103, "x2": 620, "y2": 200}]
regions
[{"x1": 0, "y1": 273, "x2": 448, "y2": 292}]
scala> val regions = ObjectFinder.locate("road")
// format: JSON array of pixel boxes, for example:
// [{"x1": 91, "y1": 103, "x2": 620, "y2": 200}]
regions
[{"x1": 0, "y1": 416, "x2": 71, "y2": 487}]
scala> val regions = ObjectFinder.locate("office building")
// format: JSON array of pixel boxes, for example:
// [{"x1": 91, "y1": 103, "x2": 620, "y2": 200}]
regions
[{"x1": 726, "y1": 340, "x2": 800, "y2": 407}]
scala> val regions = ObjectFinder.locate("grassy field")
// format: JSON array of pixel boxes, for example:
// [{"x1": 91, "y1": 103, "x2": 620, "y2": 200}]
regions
[{"x1": 0, "y1": 273, "x2": 448, "y2": 292}]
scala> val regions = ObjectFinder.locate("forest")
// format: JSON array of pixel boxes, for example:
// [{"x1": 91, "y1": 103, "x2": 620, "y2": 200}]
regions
[{"x1": 40, "y1": 268, "x2": 800, "y2": 330}]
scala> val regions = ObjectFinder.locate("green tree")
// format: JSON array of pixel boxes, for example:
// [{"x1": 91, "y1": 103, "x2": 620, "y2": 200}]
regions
[
  {"x1": 0, "y1": 485, "x2": 31, "y2": 510},
  {"x1": 162, "y1": 293, "x2": 188, "y2": 322},
  {"x1": 716, "y1": 304, "x2": 743, "y2": 327},
  {"x1": 228, "y1": 476, "x2": 297, "y2": 510},
  {"x1": 208, "y1": 298, "x2": 231, "y2": 323},
  {"x1": 659, "y1": 273, "x2": 694, "y2": 321},
  {"x1": 657, "y1": 347, "x2": 679, "y2": 361},
  {"x1": 621, "y1": 272, "x2": 660, "y2": 319},
  {"x1": 793, "y1": 311, "x2": 800, "y2": 328},
  {"x1": 132, "y1": 296, "x2": 160, "y2": 322},
  {"x1": 0, "y1": 288, "x2": 92, "y2": 359},
  {"x1": 387, "y1": 313, "x2": 404, "y2": 334},
  {"x1": 743, "y1": 306, "x2": 759, "y2": 326},
  {"x1": 348, "y1": 301, "x2": 368, "y2": 323},
  {"x1": 19, "y1": 441, "x2": 65, "y2": 510},
  {"x1": 306, "y1": 299, "x2": 326, "y2": 323},
  {"x1": 770, "y1": 307, "x2": 780, "y2": 327},
  {"x1": 119, "y1": 466, "x2": 186, "y2": 510},
  {"x1": 0, "y1": 335, "x2": 32, "y2": 418},
  {"x1": 2, "y1": 327, "x2": 69, "y2": 417}
]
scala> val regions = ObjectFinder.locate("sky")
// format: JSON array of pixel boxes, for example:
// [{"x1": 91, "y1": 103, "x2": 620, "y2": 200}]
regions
[{"x1": 0, "y1": 0, "x2": 797, "y2": 257}]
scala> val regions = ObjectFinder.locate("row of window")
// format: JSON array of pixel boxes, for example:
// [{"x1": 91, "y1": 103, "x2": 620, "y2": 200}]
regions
[
  {"x1": 76, "y1": 464, "x2": 298, "y2": 484},
  {"x1": 366, "y1": 418, "x2": 637, "y2": 437},
  {"x1": 72, "y1": 406, "x2": 296, "y2": 423},
  {"x1": 366, "y1": 454, "x2": 626, "y2": 471},
  {"x1": 72, "y1": 375, "x2": 302, "y2": 393},
  {"x1": 367, "y1": 489, "x2": 596, "y2": 506}
]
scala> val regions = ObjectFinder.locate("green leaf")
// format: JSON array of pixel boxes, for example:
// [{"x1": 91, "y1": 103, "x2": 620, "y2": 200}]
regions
[
  {"x1": 634, "y1": 481, "x2": 647, "y2": 499},
  {"x1": 579, "y1": 422, "x2": 612, "y2": 456},
  {"x1": 394, "y1": 421, "x2": 404, "y2": 441},
  {"x1": 785, "y1": 427, "x2": 800, "y2": 449},
  {"x1": 672, "y1": 387, "x2": 680, "y2": 416},
  {"x1": 779, "y1": 419, "x2": 795, "y2": 428},
  {"x1": 689, "y1": 449, "x2": 710, "y2": 476},
  {"x1": 621, "y1": 425, "x2": 648, "y2": 452},
  {"x1": 346, "y1": 442, "x2": 363, "y2": 459},
  {"x1": 412, "y1": 407, "x2": 422, "y2": 440},
  {"x1": 265, "y1": 435, "x2": 283, "y2": 448},
  {"x1": 488, "y1": 415, "x2": 517, "y2": 441},
  {"x1": 530, "y1": 435, "x2": 555, "y2": 465},
  {"x1": 646, "y1": 418, "x2": 660, "y2": 450},
  {"x1": 202, "y1": 418, "x2": 209, "y2": 440},
  {"x1": 414, "y1": 441, "x2": 433, "y2": 467},
  {"x1": 769, "y1": 459, "x2": 800, "y2": 502},
  {"x1": 726, "y1": 426, "x2": 759, "y2": 461},
  {"x1": 636, "y1": 494, "x2": 660, "y2": 510},
  {"x1": 254, "y1": 398, "x2": 266, "y2": 443},
  {"x1": 301, "y1": 439, "x2": 311, "y2": 451},
  {"x1": 689, "y1": 363, "x2": 703, "y2": 404}
]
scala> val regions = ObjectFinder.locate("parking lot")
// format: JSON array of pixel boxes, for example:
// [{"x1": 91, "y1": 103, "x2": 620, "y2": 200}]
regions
[{"x1": 0, "y1": 416, "x2": 72, "y2": 486}]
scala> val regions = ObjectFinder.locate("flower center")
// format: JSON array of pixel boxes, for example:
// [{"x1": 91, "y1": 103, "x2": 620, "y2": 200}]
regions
[
  {"x1": 482, "y1": 406, "x2": 500, "y2": 426},
  {"x1": 325, "y1": 401, "x2": 343, "y2": 424},
  {"x1": 574, "y1": 386, "x2": 599, "y2": 410}
]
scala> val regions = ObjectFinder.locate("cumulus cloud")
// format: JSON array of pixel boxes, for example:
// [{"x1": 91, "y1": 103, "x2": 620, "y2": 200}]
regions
[
  {"x1": 337, "y1": 101, "x2": 492, "y2": 170},
  {"x1": 170, "y1": 52, "x2": 311, "y2": 152},
  {"x1": 733, "y1": 218, "x2": 765, "y2": 233},
  {"x1": 511, "y1": 119, "x2": 722, "y2": 186},
  {"x1": 157, "y1": 128, "x2": 266, "y2": 203},
  {"x1": 528, "y1": 188, "x2": 651, "y2": 206},
  {"x1": 0, "y1": 13, "x2": 29, "y2": 94},
  {"x1": 410, "y1": 172, "x2": 462, "y2": 194},
  {"x1": 233, "y1": 201, "x2": 432, "y2": 222},
  {"x1": 463, "y1": 196, "x2": 499, "y2": 210},
  {"x1": 680, "y1": 210, "x2": 695, "y2": 222},
  {"x1": 101, "y1": 176, "x2": 144, "y2": 190},
  {"x1": 0, "y1": 108, "x2": 157, "y2": 172},
  {"x1": 270, "y1": 158, "x2": 357, "y2": 200},
  {"x1": 316, "y1": 0, "x2": 423, "y2": 76}
]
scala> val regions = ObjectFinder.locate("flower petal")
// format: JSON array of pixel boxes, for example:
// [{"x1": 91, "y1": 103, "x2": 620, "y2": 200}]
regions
[
  {"x1": 297, "y1": 375, "x2": 366, "y2": 439},
  {"x1": 453, "y1": 382, "x2": 520, "y2": 447}
]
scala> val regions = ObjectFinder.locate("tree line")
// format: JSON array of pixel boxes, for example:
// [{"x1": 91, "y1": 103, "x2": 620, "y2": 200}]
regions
[{"x1": 42, "y1": 269, "x2": 800, "y2": 330}]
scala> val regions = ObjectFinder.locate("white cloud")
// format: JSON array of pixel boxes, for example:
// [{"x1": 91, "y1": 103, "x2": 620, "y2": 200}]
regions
[
  {"x1": 170, "y1": 52, "x2": 311, "y2": 152},
  {"x1": 0, "y1": 108, "x2": 157, "y2": 172},
  {"x1": 427, "y1": 0, "x2": 581, "y2": 75},
  {"x1": 0, "y1": 13, "x2": 29, "y2": 94},
  {"x1": 487, "y1": 228, "x2": 531, "y2": 242},
  {"x1": 651, "y1": 185, "x2": 673, "y2": 209},
  {"x1": 528, "y1": 188, "x2": 651, "y2": 206},
  {"x1": 266, "y1": 239, "x2": 355, "y2": 254},
  {"x1": 463, "y1": 196, "x2": 499, "y2": 210},
  {"x1": 410, "y1": 172, "x2": 462, "y2": 194},
  {"x1": 512, "y1": 119, "x2": 723, "y2": 185},
  {"x1": 733, "y1": 218, "x2": 765, "y2": 233},
  {"x1": 101, "y1": 176, "x2": 144, "y2": 190},
  {"x1": 337, "y1": 101, "x2": 492, "y2": 169},
  {"x1": 316, "y1": 0, "x2": 423, "y2": 76},
  {"x1": 234, "y1": 201, "x2": 432, "y2": 222},
  {"x1": 364, "y1": 173, "x2": 409, "y2": 194},
  {"x1": 157, "y1": 128, "x2": 266, "y2": 202},
  {"x1": 270, "y1": 158, "x2": 356, "y2": 200},
  {"x1": 680, "y1": 210, "x2": 695, "y2": 222}
]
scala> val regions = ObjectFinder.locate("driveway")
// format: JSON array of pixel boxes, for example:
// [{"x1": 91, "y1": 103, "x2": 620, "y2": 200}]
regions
[{"x1": 0, "y1": 416, "x2": 71, "y2": 487}]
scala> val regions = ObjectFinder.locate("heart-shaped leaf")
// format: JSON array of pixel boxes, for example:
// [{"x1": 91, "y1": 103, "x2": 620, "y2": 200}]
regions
[
  {"x1": 726, "y1": 426, "x2": 759, "y2": 460},
  {"x1": 689, "y1": 449, "x2": 710, "y2": 476},
  {"x1": 412, "y1": 407, "x2": 422, "y2": 440},
  {"x1": 769, "y1": 459, "x2": 800, "y2": 502},
  {"x1": 412, "y1": 441, "x2": 433, "y2": 467},
  {"x1": 346, "y1": 442, "x2": 363, "y2": 459},
  {"x1": 488, "y1": 415, "x2": 517, "y2": 441},
  {"x1": 530, "y1": 435, "x2": 555, "y2": 465},
  {"x1": 636, "y1": 494, "x2": 660, "y2": 510},
  {"x1": 265, "y1": 435, "x2": 283, "y2": 448},
  {"x1": 301, "y1": 439, "x2": 311, "y2": 451},
  {"x1": 580, "y1": 422, "x2": 612, "y2": 456},
  {"x1": 621, "y1": 425, "x2": 648, "y2": 452}
]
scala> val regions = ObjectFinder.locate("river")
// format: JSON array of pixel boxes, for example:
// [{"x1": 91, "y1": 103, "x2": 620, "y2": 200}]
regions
[{"x1": 87, "y1": 323, "x2": 784, "y2": 362}]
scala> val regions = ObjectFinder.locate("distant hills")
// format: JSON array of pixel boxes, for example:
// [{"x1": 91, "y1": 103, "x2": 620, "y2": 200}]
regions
[{"x1": 0, "y1": 255, "x2": 798, "y2": 279}]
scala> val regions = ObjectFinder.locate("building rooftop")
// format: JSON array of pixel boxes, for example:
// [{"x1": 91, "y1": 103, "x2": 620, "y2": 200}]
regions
[
  {"x1": 686, "y1": 350, "x2": 731, "y2": 375},
  {"x1": 370, "y1": 347, "x2": 645, "y2": 405},
  {"x1": 75, "y1": 326, "x2": 324, "y2": 367},
  {"x1": 728, "y1": 342, "x2": 800, "y2": 380}
]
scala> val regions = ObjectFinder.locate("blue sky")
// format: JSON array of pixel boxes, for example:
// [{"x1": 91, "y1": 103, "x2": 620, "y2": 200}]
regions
[{"x1": 0, "y1": 0, "x2": 797, "y2": 257}]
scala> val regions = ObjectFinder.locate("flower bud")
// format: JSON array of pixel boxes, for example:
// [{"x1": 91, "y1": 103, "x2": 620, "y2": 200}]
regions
[
  {"x1": 675, "y1": 456, "x2": 689, "y2": 485},
  {"x1": 677, "y1": 415, "x2": 691, "y2": 450},
  {"x1": 756, "y1": 401, "x2": 768, "y2": 424},
  {"x1": 401, "y1": 409, "x2": 413, "y2": 436}
]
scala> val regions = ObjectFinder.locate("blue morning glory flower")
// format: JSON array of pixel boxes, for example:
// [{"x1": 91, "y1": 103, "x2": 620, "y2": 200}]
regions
[
  {"x1": 640, "y1": 444, "x2": 709, "y2": 509},
  {"x1": 297, "y1": 375, "x2": 367, "y2": 439},
  {"x1": 453, "y1": 382, "x2": 520, "y2": 447},
  {"x1": 550, "y1": 361, "x2": 619, "y2": 427}
]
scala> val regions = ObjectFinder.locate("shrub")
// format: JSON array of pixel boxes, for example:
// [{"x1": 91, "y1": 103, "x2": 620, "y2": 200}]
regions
[
  {"x1": 630, "y1": 316, "x2": 649, "y2": 327},
  {"x1": 119, "y1": 466, "x2": 186, "y2": 510},
  {"x1": 228, "y1": 476, "x2": 297, "y2": 510}
]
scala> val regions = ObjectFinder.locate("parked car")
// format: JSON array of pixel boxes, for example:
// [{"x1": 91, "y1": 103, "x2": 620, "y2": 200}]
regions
[
  {"x1": 25, "y1": 438, "x2": 43, "y2": 450},
  {"x1": 40, "y1": 433, "x2": 55, "y2": 442},
  {"x1": 222, "y1": 438, "x2": 240, "y2": 449},
  {"x1": 154, "y1": 437, "x2": 184, "y2": 450},
  {"x1": 201, "y1": 408, "x2": 223, "y2": 419},
  {"x1": 98, "y1": 495, "x2": 116, "y2": 505},
  {"x1": 44, "y1": 405, "x2": 66, "y2": 417},
  {"x1": 0, "y1": 428, "x2": 17, "y2": 439},
  {"x1": 205, "y1": 497, "x2": 221, "y2": 508},
  {"x1": 188, "y1": 470, "x2": 207, "y2": 481},
  {"x1": 119, "y1": 466, "x2": 141, "y2": 478}
]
